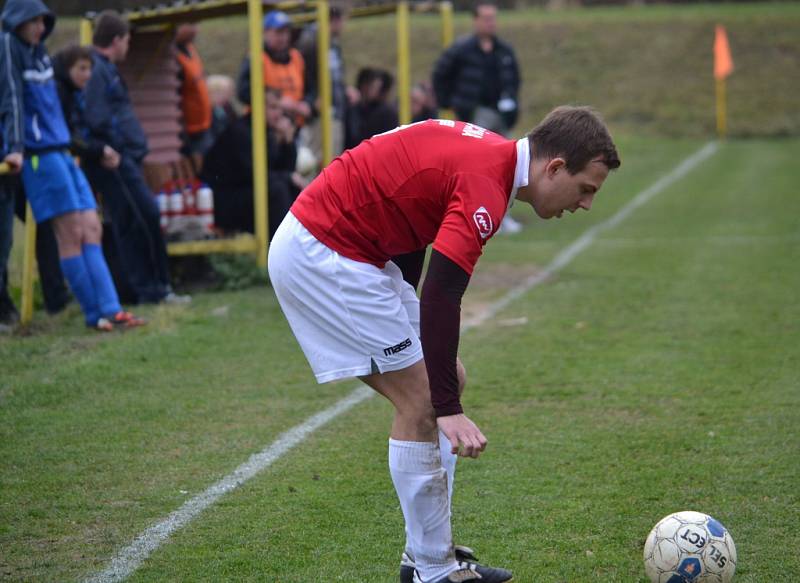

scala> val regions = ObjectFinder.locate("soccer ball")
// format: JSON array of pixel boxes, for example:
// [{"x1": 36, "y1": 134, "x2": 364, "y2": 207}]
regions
[{"x1": 643, "y1": 511, "x2": 737, "y2": 583}]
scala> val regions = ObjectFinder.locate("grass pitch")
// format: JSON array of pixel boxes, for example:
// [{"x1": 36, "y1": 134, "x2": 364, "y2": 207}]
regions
[{"x1": 2, "y1": 136, "x2": 799, "y2": 582}]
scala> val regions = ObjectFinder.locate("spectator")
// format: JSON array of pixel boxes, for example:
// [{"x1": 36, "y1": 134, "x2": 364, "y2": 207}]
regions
[
  {"x1": 53, "y1": 45, "x2": 119, "y2": 172},
  {"x1": 0, "y1": 0, "x2": 144, "y2": 331},
  {"x1": 432, "y1": 0, "x2": 523, "y2": 233},
  {"x1": 207, "y1": 74, "x2": 236, "y2": 142},
  {"x1": 296, "y1": 5, "x2": 348, "y2": 160},
  {"x1": 346, "y1": 67, "x2": 398, "y2": 148},
  {"x1": 236, "y1": 10, "x2": 312, "y2": 125},
  {"x1": 174, "y1": 22, "x2": 213, "y2": 169},
  {"x1": 201, "y1": 89, "x2": 297, "y2": 240},
  {"x1": 53, "y1": 44, "x2": 136, "y2": 304},
  {"x1": 411, "y1": 81, "x2": 438, "y2": 123},
  {"x1": 0, "y1": 121, "x2": 18, "y2": 330},
  {"x1": 82, "y1": 10, "x2": 188, "y2": 305}
]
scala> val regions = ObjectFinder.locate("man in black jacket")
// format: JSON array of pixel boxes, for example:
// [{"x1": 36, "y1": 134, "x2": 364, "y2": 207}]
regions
[
  {"x1": 432, "y1": 1, "x2": 520, "y2": 134},
  {"x1": 82, "y1": 11, "x2": 187, "y2": 305},
  {"x1": 432, "y1": 1, "x2": 523, "y2": 235}
]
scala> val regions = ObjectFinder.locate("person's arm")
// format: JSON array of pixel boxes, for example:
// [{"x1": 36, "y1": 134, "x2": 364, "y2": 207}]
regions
[
  {"x1": 236, "y1": 56, "x2": 253, "y2": 106},
  {"x1": 391, "y1": 248, "x2": 426, "y2": 290},
  {"x1": 83, "y1": 62, "x2": 115, "y2": 144},
  {"x1": 0, "y1": 34, "x2": 25, "y2": 156},
  {"x1": 508, "y1": 46, "x2": 521, "y2": 98},
  {"x1": 420, "y1": 249, "x2": 470, "y2": 417},
  {"x1": 432, "y1": 43, "x2": 460, "y2": 109}
]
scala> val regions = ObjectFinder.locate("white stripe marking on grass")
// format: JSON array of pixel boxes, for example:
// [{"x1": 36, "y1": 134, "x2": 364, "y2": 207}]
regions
[{"x1": 85, "y1": 141, "x2": 717, "y2": 583}]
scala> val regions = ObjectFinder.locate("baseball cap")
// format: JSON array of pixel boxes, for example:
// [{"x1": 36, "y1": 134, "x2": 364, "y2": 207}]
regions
[{"x1": 263, "y1": 10, "x2": 291, "y2": 30}]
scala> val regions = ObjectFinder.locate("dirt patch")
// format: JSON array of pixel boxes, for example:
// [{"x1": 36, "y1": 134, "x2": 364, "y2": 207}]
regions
[{"x1": 460, "y1": 262, "x2": 543, "y2": 323}]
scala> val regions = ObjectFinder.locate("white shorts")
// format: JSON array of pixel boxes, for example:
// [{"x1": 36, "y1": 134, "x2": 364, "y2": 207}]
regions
[{"x1": 268, "y1": 212, "x2": 423, "y2": 383}]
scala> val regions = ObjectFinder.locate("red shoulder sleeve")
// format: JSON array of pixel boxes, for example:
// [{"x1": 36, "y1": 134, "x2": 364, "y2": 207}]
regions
[{"x1": 431, "y1": 173, "x2": 507, "y2": 275}]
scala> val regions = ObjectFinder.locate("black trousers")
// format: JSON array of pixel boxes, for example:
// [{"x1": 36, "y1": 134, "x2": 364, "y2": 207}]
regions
[{"x1": 84, "y1": 156, "x2": 171, "y2": 304}]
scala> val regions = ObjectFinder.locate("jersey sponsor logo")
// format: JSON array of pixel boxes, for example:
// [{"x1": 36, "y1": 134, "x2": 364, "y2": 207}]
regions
[
  {"x1": 438, "y1": 119, "x2": 456, "y2": 127},
  {"x1": 462, "y1": 123, "x2": 486, "y2": 139},
  {"x1": 383, "y1": 338, "x2": 412, "y2": 357},
  {"x1": 473, "y1": 206, "x2": 493, "y2": 239}
]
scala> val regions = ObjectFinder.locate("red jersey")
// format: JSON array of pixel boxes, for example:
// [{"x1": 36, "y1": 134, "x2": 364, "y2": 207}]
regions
[{"x1": 290, "y1": 119, "x2": 518, "y2": 275}]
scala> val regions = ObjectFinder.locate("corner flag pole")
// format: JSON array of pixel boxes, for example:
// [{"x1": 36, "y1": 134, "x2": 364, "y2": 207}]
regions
[{"x1": 714, "y1": 24, "x2": 734, "y2": 139}]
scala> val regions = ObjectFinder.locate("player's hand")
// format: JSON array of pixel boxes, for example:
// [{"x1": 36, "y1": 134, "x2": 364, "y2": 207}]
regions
[
  {"x1": 3, "y1": 152, "x2": 22, "y2": 174},
  {"x1": 437, "y1": 413, "x2": 487, "y2": 459}
]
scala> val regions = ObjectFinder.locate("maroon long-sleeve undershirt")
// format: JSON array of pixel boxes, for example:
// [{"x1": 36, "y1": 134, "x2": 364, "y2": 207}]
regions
[{"x1": 392, "y1": 249, "x2": 470, "y2": 417}]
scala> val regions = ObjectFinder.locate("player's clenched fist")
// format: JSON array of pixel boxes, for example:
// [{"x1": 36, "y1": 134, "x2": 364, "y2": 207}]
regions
[{"x1": 437, "y1": 413, "x2": 488, "y2": 458}]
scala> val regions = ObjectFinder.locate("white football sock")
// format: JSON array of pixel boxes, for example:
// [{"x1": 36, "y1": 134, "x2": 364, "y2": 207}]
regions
[
  {"x1": 405, "y1": 431, "x2": 459, "y2": 558},
  {"x1": 438, "y1": 429, "x2": 458, "y2": 509},
  {"x1": 390, "y1": 439, "x2": 457, "y2": 582}
]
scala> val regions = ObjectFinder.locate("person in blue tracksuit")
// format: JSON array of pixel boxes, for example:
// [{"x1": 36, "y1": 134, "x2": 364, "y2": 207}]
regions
[
  {"x1": 82, "y1": 10, "x2": 187, "y2": 306},
  {"x1": 0, "y1": 0, "x2": 143, "y2": 330}
]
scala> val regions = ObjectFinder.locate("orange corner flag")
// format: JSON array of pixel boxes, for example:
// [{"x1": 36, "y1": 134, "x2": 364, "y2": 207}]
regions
[{"x1": 714, "y1": 25, "x2": 734, "y2": 80}]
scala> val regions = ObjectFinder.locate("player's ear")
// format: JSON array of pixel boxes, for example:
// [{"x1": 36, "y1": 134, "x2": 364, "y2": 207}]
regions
[{"x1": 546, "y1": 157, "x2": 566, "y2": 177}]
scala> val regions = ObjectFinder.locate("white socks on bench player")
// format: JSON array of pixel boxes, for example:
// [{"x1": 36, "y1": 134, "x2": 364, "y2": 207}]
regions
[{"x1": 389, "y1": 437, "x2": 459, "y2": 582}]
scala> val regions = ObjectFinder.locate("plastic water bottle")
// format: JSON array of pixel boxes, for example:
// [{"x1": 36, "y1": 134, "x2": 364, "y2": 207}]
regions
[{"x1": 196, "y1": 182, "x2": 215, "y2": 235}]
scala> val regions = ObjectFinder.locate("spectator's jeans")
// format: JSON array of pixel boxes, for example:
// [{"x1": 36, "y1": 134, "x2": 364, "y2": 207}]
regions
[
  {"x1": 83, "y1": 156, "x2": 171, "y2": 304},
  {"x1": 0, "y1": 180, "x2": 14, "y2": 303}
]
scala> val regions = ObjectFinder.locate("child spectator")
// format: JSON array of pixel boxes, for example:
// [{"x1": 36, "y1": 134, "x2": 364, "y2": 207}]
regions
[
  {"x1": 411, "y1": 81, "x2": 438, "y2": 123},
  {"x1": 346, "y1": 67, "x2": 398, "y2": 148},
  {"x1": 0, "y1": 0, "x2": 144, "y2": 330},
  {"x1": 206, "y1": 74, "x2": 237, "y2": 142},
  {"x1": 201, "y1": 89, "x2": 297, "y2": 240}
]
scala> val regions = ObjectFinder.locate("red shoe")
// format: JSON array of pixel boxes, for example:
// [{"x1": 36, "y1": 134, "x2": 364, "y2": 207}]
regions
[{"x1": 107, "y1": 311, "x2": 147, "y2": 328}]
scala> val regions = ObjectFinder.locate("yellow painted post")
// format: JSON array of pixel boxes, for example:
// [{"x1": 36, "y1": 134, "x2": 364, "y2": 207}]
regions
[
  {"x1": 248, "y1": 0, "x2": 268, "y2": 268},
  {"x1": 317, "y1": 0, "x2": 333, "y2": 166},
  {"x1": 715, "y1": 77, "x2": 727, "y2": 139},
  {"x1": 396, "y1": 1, "x2": 411, "y2": 125},
  {"x1": 2, "y1": 158, "x2": 37, "y2": 326},
  {"x1": 440, "y1": 1, "x2": 453, "y2": 48},
  {"x1": 20, "y1": 202, "x2": 36, "y2": 325},
  {"x1": 439, "y1": 2, "x2": 455, "y2": 121},
  {"x1": 79, "y1": 17, "x2": 93, "y2": 46}
]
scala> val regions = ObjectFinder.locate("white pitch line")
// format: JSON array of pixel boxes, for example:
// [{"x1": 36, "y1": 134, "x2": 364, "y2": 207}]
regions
[
  {"x1": 463, "y1": 140, "x2": 719, "y2": 329},
  {"x1": 85, "y1": 141, "x2": 717, "y2": 583}
]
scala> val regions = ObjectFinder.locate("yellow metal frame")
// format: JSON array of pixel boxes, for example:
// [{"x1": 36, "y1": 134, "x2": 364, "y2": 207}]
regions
[{"x1": 15, "y1": 0, "x2": 455, "y2": 325}]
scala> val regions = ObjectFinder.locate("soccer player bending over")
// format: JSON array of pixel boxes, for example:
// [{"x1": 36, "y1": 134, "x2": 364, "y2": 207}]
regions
[{"x1": 268, "y1": 106, "x2": 620, "y2": 583}]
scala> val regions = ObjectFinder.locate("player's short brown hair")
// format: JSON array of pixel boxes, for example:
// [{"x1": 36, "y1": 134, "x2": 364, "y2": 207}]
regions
[
  {"x1": 527, "y1": 106, "x2": 621, "y2": 174},
  {"x1": 92, "y1": 10, "x2": 130, "y2": 48}
]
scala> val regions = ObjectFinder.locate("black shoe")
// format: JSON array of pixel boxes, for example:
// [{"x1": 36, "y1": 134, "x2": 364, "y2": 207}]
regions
[
  {"x1": 402, "y1": 547, "x2": 512, "y2": 583},
  {"x1": 413, "y1": 562, "x2": 513, "y2": 583}
]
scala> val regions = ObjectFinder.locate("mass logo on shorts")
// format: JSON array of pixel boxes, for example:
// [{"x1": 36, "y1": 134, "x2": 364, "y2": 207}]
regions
[{"x1": 473, "y1": 206, "x2": 493, "y2": 239}]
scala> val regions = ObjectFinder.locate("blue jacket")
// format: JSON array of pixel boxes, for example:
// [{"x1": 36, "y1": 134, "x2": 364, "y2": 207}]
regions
[
  {"x1": 0, "y1": 0, "x2": 70, "y2": 153},
  {"x1": 84, "y1": 51, "x2": 149, "y2": 162}
]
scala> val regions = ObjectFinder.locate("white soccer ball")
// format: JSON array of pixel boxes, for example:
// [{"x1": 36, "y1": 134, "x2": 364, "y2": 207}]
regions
[{"x1": 643, "y1": 511, "x2": 737, "y2": 583}]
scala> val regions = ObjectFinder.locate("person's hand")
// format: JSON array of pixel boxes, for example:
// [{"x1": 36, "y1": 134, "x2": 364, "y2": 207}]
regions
[
  {"x1": 346, "y1": 85, "x2": 360, "y2": 106},
  {"x1": 101, "y1": 145, "x2": 120, "y2": 169},
  {"x1": 3, "y1": 152, "x2": 22, "y2": 174},
  {"x1": 275, "y1": 115, "x2": 295, "y2": 143},
  {"x1": 437, "y1": 413, "x2": 487, "y2": 459}
]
